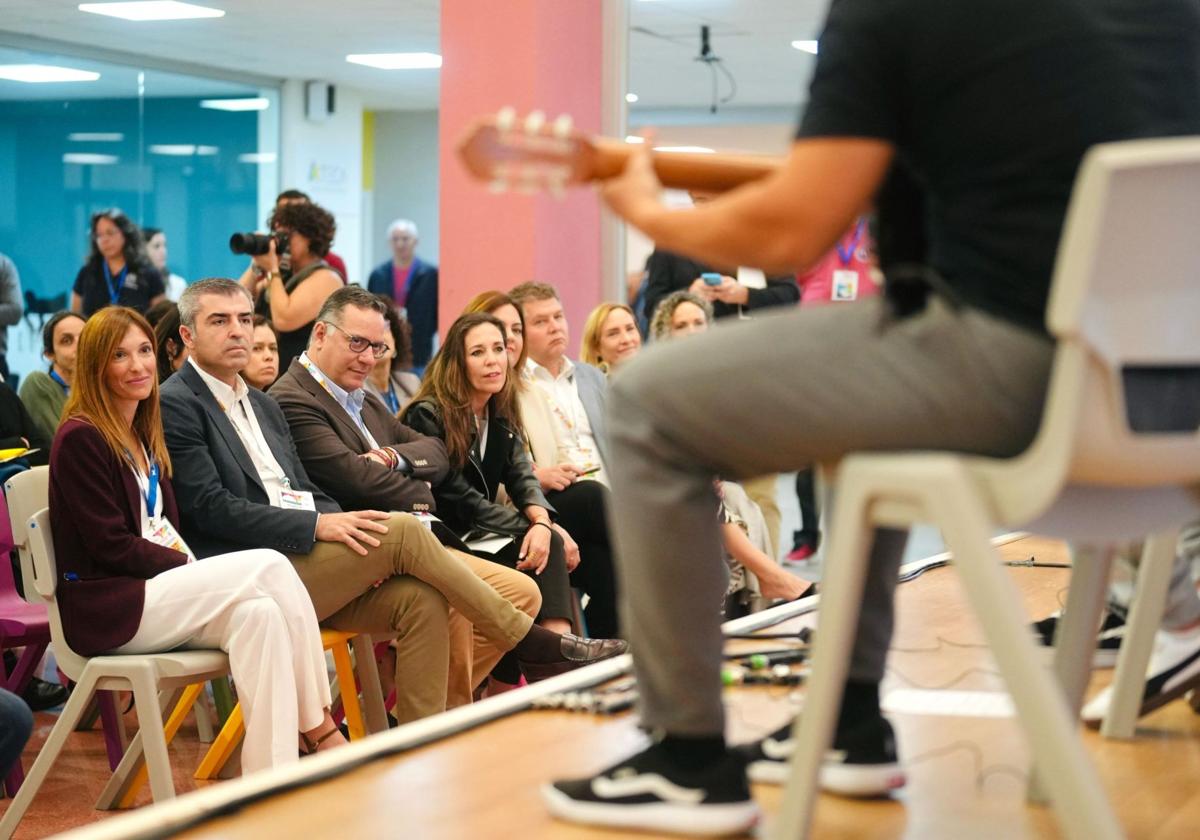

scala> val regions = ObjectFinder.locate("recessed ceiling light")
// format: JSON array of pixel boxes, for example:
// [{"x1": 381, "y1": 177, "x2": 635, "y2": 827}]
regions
[
  {"x1": 199, "y1": 97, "x2": 269, "y2": 111},
  {"x1": 78, "y1": 2, "x2": 224, "y2": 21},
  {"x1": 63, "y1": 153, "x2": 118, "y2": 165},
  {"x1": 0, "y1": 64, "x2": 100, "y2": 83},
  {"x1": 653, "y1": 145, "x2": 715, "y2": 154},
  {"x1": 625, "y1": 93, "x2": 639, "y2": 103},
  {"x1": 346, "y1": 53, "x2": 442, "y2": 70},
  {"x1": 149, "y1": 144, "x2": 219, "y2": 155},
  {"x1": 238, "y1": 152, "x2": 277, "y2": 164},
  {"x1": 791, "y1": 40, "x2": 819, "y2": 55},
  {"x1": 68, "y1": 132, "x2": 124, "y2": 142}
]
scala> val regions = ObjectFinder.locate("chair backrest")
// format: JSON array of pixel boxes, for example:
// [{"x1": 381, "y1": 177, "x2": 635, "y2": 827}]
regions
[
  {"x1": 982, "y1": 138, "x2": 1200, "y2": 523},
  {"x1": 5, "y1": 467, "x2": 49, "y2": 603},
  {"x1": 26, "y1": 507, "x2": 87, "y2": 679}
]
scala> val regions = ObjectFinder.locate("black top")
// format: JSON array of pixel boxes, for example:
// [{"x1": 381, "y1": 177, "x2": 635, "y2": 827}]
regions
[
  {"x1": 643, "y1": 250, "x2": 799, "y2": 324},
  {"x1": 73, "y1": 259, "x2": 164, "y2": 317},
  {"x1": 799, "y1": 0, "x2": 1200, "y2": 332},
  {"x1": 0, "y1": 381, "x2": 49, "y2": 466},
  {"x1": 259, "y1": 260, "x2": 333, "y2": 374}
]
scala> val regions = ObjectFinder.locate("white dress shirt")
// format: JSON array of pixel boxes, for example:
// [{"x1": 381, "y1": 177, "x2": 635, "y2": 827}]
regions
[{"x1": 523, "y1": 356, "x2": 608, "y2": 487}]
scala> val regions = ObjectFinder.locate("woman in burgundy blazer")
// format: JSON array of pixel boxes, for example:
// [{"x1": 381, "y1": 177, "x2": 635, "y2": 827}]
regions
[{"x1": 48, "y1": 306, "x2": 346, "y2": 772}]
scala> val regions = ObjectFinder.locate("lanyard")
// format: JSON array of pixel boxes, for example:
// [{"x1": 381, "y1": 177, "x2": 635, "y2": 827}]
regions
[
  {"x1": 835, "y1": 220, "x2": 866, "y2": 267},
  {"x1": 126, "y1": 449, "x2": 159, "y2": 516},
  {"x1": 49, "y1": 369, "x2": 69, "y2": 393},
  {"x1": 102, "y1": 261, "x2": 128, "y2": 305},
  {"x1": 383, "y1": 380, "x2": 400, "y2": 415}
]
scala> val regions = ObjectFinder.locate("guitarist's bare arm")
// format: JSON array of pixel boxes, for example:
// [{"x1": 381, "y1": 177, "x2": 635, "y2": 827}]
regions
[{"x1": 602, "y1": 137, "x2": 894, "y2": 275}]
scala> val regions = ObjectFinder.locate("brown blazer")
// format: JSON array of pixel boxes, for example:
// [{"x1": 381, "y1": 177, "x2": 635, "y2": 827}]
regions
[
  {"x1": 268, "y1": 360, "x2": 450, "y2": 513},
  {"x1": 49, "y1": 418, "x2": 188, "y2": 656}
]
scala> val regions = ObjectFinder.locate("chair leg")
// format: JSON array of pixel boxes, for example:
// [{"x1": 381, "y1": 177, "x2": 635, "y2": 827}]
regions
[
  {"x1": 0, "y1": 674, "x2": 98, "y2": 840},
  {"x1": 115, "y1": 683, "x2": 205, "y2": 809},
  {"x1": 195, "y1": 704, "x2": 244, "y2": 781},
  {"x1": 937, "y1": 489, "x2": 1121, "y2": 840},
  {"x1": 353, "y1": 635, "x2": 388, "y2": 735},
  {"x1": 331, "y1": 643, "x2": 365, "y2": 740},
  {"x1": 194, "y1": 686, "x2": 216, "y2": 743},
  {"x1": 130, "y1": 671, "x2": 176, "y2": 803},
  {"x1": 210, "y1": 677, "x2": 236, "y2": 726},
  {"x1": 1102, "y1": 530, "x2": 1177, "y2": 738},
  {"x1": 94, "y1": 687, "x2": 179, "y2": 810},
  {"x1": 96, "y1": 692, "x2": 127, "y2": 770},
  {"x1": 769, "y1": 480, "x2": 875, "y2": 840},
  {"x1": 1028, "y1": 543, "x2": 1113, "y2": 802}
]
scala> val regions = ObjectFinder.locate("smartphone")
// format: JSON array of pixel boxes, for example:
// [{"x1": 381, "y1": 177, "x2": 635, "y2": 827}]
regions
[{"x1": 701, "y1": 272, "x2": 722, "y2": 285}]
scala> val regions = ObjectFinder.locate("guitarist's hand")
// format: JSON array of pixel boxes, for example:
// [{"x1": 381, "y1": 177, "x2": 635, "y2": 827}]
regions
[{"x1": 600, "y1": 132, "x2": 662, "y2": 225}]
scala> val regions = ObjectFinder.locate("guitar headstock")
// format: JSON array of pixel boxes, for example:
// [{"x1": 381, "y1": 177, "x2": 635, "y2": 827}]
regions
[{"x1": 457, "y1": 107, "x2": 599, "y2": 197}]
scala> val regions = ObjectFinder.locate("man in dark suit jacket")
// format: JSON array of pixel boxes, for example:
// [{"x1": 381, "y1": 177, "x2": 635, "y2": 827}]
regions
[
  {"x1": 366, "y1": 219, "x2": 437, "y2": 370},
  {"x1": 268, "y1": 285, "x2": 626, "y2": 701}
]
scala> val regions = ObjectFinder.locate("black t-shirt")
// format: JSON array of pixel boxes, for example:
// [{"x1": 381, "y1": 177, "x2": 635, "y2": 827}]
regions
[
  {"x1": 73, "y1": 259, "x2": 165, "y2": 317},
  {"x1": 799, "y1": 0, "x2": 1200, "y2": 332}
]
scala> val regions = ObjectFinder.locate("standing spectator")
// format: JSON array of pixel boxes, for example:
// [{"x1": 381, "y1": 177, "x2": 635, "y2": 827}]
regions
[
  {"x1": 272, "y1": 190, "x2": 348, "y2": 280},
  {"x1": 142, "y1": 227, "x2": 188, "y2": 302},
  {"x1": 19, "y1": 311, "x2": 85, "y2": 443},
  {"x1": 0, "y1": 253, "x2": 24, "y2": 382},
  {"x1": 642, "y1": 248, "x2": 799, "y2": 326},
  {"x1": 71, "y1": 209, "x2": 166, "y2": 318},
  {"x1": 367, "y1": 220, "x2": 438, "y2": 372},
  {"x1": 239, "y1": 200, "x2": 344, "y2": 373}
]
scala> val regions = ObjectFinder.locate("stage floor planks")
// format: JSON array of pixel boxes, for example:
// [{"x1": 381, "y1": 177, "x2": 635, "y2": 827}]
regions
[{"x1": 79, "y1": 537, "x2": 1200, "y2": 838}]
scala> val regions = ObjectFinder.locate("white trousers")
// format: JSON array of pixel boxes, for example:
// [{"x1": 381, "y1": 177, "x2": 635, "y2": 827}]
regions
[{"x1": 113, "y1": 549, "x2": 331, "y2": 773}]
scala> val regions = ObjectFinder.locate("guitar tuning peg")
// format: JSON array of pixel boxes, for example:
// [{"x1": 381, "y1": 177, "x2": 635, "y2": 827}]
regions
[
  {"x1": 488, "y1": 178, "x2": 509, "y2": 194},
  {"x1": 495, "y1": 107, "x2": 516, "y2": 132},
  {"x1": 524, "y1": 110, "x2": 546, "y2": 135},
  {"x1": 552, "y1": 114, "x2": 573, "y2": 138}
]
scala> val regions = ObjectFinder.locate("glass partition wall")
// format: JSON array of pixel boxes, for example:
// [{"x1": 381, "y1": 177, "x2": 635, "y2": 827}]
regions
[{"x1": 0, "y1": 42, "x2": 279, "y2": 381}]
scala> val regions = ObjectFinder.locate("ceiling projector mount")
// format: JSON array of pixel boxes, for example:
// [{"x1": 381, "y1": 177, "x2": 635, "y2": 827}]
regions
[{"x1": 695, "y1": 24, "x2": 738, "y2": 113}]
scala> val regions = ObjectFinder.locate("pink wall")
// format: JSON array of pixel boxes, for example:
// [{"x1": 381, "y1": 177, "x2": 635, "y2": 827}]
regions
[{"x1": 439, "y1": 0, "x2": 604, "y2": 339}]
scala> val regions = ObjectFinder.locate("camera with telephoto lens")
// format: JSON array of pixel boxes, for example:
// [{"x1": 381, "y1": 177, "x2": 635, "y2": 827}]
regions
[{"x1": 228, "y1": 231, "x2": 289, "y2": 257}]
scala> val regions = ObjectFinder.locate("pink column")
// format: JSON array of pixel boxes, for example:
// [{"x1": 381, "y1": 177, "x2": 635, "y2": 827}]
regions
[{"x1": 439, "y1": 0, "x2": 605, "y2": 335}]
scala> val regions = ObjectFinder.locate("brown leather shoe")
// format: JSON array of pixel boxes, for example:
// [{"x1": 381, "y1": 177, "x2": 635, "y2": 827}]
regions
[{"x1": 521, "y1": 634, "x2": 628, "y2": 682}]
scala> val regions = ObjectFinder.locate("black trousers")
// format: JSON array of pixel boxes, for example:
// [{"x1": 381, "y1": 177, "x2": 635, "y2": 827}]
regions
[
  {"x1": 473, "y1": 529, "x2": 573, "y2": 621},
  {"x1": 793, "y1": 466, "x2": 821, "y2": 550},
  {"x1": 546, "y1": 480, "x2": 620, "y2": 638}
]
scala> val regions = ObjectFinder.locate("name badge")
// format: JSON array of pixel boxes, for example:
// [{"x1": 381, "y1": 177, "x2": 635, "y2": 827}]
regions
[
  {"x1": 410, "y1": 511, "x2": 440, "y2": 529},
  {"x1": 832, "y1": 269, "x2": 859, "y2": 301},
  {"x1": 144, "y1": 517, "x2": 195, "y2": 562},
  {"x1": 279, "y1": 488, "x2": 317, "y2": 510}
]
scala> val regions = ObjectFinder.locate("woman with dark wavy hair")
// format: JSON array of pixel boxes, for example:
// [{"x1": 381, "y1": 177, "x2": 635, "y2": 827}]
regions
[
  {"x1": 238, "y1": 200, "x2": 344, "y2": 373},
  {"x1": 403, "y1": 312, "x2": 578, "y2": 637},
  {"x1": 71, "y1": 209, "x2": 166, "y2": 317}
]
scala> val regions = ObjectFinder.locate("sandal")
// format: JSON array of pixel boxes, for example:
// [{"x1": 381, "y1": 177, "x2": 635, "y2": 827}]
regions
[{"x1": 300, "y1": 726, "x2": 342, "y2": 756}]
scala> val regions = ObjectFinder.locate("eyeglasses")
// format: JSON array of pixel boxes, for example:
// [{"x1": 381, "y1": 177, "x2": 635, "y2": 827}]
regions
[{"x1": 321, "y1": 321, "x2": 389, "y2": 359}]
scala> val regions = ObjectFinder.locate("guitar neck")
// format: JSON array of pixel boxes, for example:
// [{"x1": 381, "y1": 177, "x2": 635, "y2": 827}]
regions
[{"x1": 589, "y1": 138, "x2": 782, "y2": 193}]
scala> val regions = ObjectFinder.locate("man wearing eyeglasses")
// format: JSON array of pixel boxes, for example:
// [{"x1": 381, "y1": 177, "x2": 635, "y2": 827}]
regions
[{"x1": 161, "y1": 280, "x2": 624, "y2": 724}]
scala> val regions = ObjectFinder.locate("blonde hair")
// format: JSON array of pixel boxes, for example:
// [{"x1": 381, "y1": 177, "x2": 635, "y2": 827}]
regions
[
  {"x1": 580, "y1": 302, "x2": 636, "y2": 370},
  {"x1": 63, "y1": 306, "x2": 172, "y2": 476}
]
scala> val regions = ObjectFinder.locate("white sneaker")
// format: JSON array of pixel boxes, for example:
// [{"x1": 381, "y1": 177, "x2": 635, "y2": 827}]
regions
[{"x1": 1082, "y1": 625, "x2": 1200, "y2": 725}]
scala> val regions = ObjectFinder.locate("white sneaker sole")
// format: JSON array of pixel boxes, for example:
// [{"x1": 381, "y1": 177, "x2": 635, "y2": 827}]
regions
[
  {"x1": 542, "y1": 784, "x2": 761, "y2": 836},
  {"x1": 748, "y1": 759, "x2": 905, "y2": 797}
]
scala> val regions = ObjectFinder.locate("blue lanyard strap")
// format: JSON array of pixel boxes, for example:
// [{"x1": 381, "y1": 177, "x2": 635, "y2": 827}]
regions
[
  {"x1": 126, "y1": 449, "x2": 159, "y2": 515},
  {"x1": 49, "y1": 369, "x2": 69, "y2": 393},
  {"x1": 102, "y1": 261, "x2": 128, "y2": 305},
  {"x1": 835, "y1": 220, "x2": 866, "y2": 266},
  {"x1": 384, "y1": 381, "x2": 400, "y2": 414}
]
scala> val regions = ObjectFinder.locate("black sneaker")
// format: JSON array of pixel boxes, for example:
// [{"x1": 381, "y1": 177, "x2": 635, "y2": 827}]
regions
[
  {"x1": 543, "y1": 742, "x2": 760, "y2": 836},
  {"x1": 737, "y1": 713, "x2": 904, "y2": 797},
  {"x1": 1032, "y1": 608, "x2": 1125, "y2": 668}
]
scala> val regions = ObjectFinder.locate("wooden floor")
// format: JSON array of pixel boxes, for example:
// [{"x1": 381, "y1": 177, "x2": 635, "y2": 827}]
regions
[{"x1": 12, "y1": 536, "x2": 1200, "y2": 839}]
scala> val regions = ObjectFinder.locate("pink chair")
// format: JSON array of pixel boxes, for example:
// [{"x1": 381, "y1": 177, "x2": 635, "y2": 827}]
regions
[{"x1": 0, "y1": 491, "x2": 49, "y2": 796}]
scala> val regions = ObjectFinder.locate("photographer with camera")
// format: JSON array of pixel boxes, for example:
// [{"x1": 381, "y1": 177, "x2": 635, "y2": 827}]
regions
[{"x1": 235, "y1": 200, "x2": 344, "y2": 372}]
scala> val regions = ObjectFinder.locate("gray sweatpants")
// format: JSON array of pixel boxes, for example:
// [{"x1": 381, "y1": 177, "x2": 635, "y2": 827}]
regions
[{"x1": 608, "y1": 295, "x2": 1055, "y2": 735}]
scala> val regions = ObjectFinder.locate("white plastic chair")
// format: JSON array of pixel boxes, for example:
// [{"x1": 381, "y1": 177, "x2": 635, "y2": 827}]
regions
[
  {"x1": 5, "y1": 466, "x2": 48, "y2": 604},
  {"x1": 772, "y1": 137, "x2": 1200, "y2": 840},
  {"x1": 0, "y1": 510, "x2": 230, "y2": 840}
]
